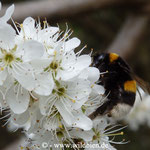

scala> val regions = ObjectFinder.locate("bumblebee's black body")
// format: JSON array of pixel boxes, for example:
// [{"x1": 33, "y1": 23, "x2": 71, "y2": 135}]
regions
[{"x1": 89, "y1": 52, "x2": 136, "y2": 119}]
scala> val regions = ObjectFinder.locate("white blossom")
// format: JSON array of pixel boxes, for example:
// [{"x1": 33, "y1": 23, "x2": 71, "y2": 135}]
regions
[
  {"x1": 0, "y1": 2, "x2": 127, "y2": 150},
  {"x1": 125, "y1": 88, "x2": 150, "y2": 130}
]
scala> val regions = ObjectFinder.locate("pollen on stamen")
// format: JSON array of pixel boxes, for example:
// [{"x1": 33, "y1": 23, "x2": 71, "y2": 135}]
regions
[
  {"x1": 0, "y1": 67, "x2": 4, "y2": 71},
  {"x1": 54, "y1": 50, "x2": 57, "y2": 56},
  {"x1": 65, "y1": 33, "x2": 69, "y2": 38},
  {"x1": 20, "y1": 24, "x2": 23, "y2": 28},
  {"x1": 76, "y1": 128, "x2": 79, "y2": 131},
  {"x1": 43, "y1": 21, "x2": 47, "y2": 24},
  {"x1": 72, "y1": 99, "x2": 76, "y2": 103},
  {"x1": 20, "y1": 146, "x2": 24, "y2": 150},
  {"x1": 91, "y1": 84, "x2": 94, "y2": 88},
  {"x1": 107, "y1": 131, "x2": 124, "y2": 137},
  {"x1": 59, "y1": 124, "x2": 63, "y2": 129}
]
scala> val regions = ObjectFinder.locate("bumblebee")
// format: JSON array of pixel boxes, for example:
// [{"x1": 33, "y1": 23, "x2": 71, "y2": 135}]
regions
[{"x1": 89, "y1": 52, "x2": 150, "y2": 120}]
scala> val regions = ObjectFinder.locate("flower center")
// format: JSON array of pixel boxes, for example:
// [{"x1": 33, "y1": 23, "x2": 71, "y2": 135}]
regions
[
  {"x1": 52, "y1": 87, "x2": 66, "y2": 96},
  {"x1": 92, "y1": 131, "x2": 100, "y2": 141},
  {"x1": 56, "y1": 131, "x2": 64, "y2": 138},
  {"x1": 50, "y1": 61, "x2": 59, "y2": 70},
  {"x1": 4, "y1": 53, "x2": 14, "y2": 64},
  {"x1": 57, "y1": 87, "x2": 65, "y2": 96}
]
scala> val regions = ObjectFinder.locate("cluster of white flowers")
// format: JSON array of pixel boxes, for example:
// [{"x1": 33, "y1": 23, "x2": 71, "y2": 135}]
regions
[
  {"x1": 125, "y1": 88, "x2": 150, "y2": 130},
  {"x1": 0, "y1": 3, "x2": 125, "y2": 150}
]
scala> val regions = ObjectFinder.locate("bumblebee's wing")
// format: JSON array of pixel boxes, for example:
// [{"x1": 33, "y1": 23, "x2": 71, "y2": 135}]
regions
[
  {"x1": 117, "y1": 60, "x2": 150, "y2": 94},
  {"x1": 133, "y1": 75, "x2": 150, "y2": 94}
]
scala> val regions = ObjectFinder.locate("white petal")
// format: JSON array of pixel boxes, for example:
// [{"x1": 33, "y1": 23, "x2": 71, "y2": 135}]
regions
[
  {"x1": 27, "y1": 103, "x2": 42, "y2": 133},
  {"x1": 0, "y1": 75, "x2": 14, "y2": 94},
  {"x1": 20, "y1": 40, "x2": 45, "y2": 62},
  {"x1": 0, "y1": 24, "x2": 16, "y2": 49},
  {"x1": 43, "y1": 117, "x2": 59, "y2": 131},
  {"x1": 80, "y1": 67, "x2": 100, "y2": 82},
  {"x1": 39, "y1": 94, "x2": 56, "y2": 115},
  {"x1": 71, "y1": 110, "x2": 93, "y2": 130},
  {"x1": 56, "y1": 51, "x2": 77, "y2": 80},
  {"x1": 0, "y1": 94, "x2": 8, "y2": 108},
  {"x1": 30, "y1": 59, "x2": 52, "y2": 72},
  {"x1": 11, "y1": 63, "x2": 36, "y2": 91},
  {"x1": 66, "y1": 79, "x2": 91, "y2": 109},
  {"x1": 12, "y1": 110, "x2": 30, "y2": 125},
  {"x1": 75, "y1": 55, "x2": 91, "y2": 70},
  {"x1": 55, "y1": 101, "x2": 93, "y2": 130},
  {"x1": 93, "y1": 84, "x2": 105, "y2": 95},
  {"x1": 55, "y1": 100, "x2": 74, "y2": 126},
  {"x1": 65, "y1": 37, "x2": 81, "y2": 52},
  {"x1": 93, "y1": 118, "x2": 108, "y2": 130},
  {"x1": 23, "y1": 17, "x2": 35, "y2": 29},
  {"x1": 87, "y1": 67, "x2": 100, "y2": 82},
  {"x1": 22, "y1": 17, "x2": 36, "y2": 39},
  {"x1": 0, "y1": 69, "x2": 7, "y2": 85},
  {"x1": 0, "y1": 4, "x2": 14, "y2": 22},
  {"x1": 60, "y1": 55, "x2": 92, "y2": 81},
  {"x1": 69, "y1": 129, "x2": 93, "y2": 142},
  {"x1": 39, "y1": 96, "x2": 49, "y2": 115},
  {"x1": 61, "y1": 50, "x2": 76, "y2": 66},
  {"x1": 56, "y1": 69, "x2": 76, "y2": 81},
  {"x1": 34, "y1": 73, "x2": 54, "y2": 96},
  {"x1": 0, "y1": 76, "x2": 14, "y2": 108},
  {"x1": 38, "y1": 27, "x2": 59, "y2": 40},
  {"x1": 46, "y1": 27, "x2": 59, "y2": 35},
  {"x1": 6, "y1": 85, "x2": 30, "y2": 114}
]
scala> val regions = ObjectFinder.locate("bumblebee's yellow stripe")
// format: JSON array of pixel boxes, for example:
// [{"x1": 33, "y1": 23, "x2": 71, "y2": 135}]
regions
[
  {"x1": 124, "y1": 80, "x2": 136, "y2": 93},
  {"x1": 109, "y1": 53, "x2": 119, "y2": 63}
]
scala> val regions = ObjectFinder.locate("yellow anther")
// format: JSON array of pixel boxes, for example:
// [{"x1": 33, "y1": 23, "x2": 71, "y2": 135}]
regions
[
  {"x1": 76, "y1": 128, "x2": 79, "y2": 131},
  {"x1": 47, "y1": 45, "x2": 53, "y2": 49},
  {"x1": 43, "y1": 21, "x2": 47, "y2": 24},
  {"x1": 20, "y1": 24, "x2": 23, "y2": 28},
  {"x1": 65, "y1": 33, "x2": 68, "y2": 38},
  {"x1": 0, "y1": 67, "x2": 4, "y2": 71},
  {"x1": 91, "y1": 84, "x2": 94, "y2": 88},
  {"x1": 54, "y1": 50, "x2": 57, "y2": 56},
  {"x1": 72, "y1": 99, "x2": 76, "y2": 103},
  {"x1": 107, "y1": 132, "x2": 124, "y2": 137},
  {"x1": 20, "y1": 146, "x2": 24, "y2": 150},
  {"x1": 59, "y1": 124, "x2": 63, "y2": 129}
]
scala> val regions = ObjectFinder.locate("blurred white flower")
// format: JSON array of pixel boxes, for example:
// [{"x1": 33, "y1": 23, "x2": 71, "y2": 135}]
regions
[
  {"x1": 0, "y1": 3, "x2": 14, "y2": 24},
  {"x1": 125, "y1": 88, "x2": 150, "y2": 130}
]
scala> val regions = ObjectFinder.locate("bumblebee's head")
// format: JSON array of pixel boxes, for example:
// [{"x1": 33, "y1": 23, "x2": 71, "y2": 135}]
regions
[{"x1": 92, "y1": 53, "x2": 106, "y2": 68}]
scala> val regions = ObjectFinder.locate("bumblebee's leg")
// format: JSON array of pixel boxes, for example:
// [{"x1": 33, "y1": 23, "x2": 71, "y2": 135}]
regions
[{"x1": 88, "y1": 100, "x2": 114, "y2": 119}]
